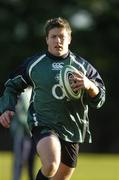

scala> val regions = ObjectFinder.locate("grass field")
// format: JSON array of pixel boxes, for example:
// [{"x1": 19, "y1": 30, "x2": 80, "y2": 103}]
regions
[{"x1": 0, "y1": 152, "x2": 119, "y2": 180}]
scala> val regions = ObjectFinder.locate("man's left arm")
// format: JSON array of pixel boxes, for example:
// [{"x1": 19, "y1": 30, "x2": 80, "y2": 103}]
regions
[{"x1": 71, "y1": 63, "x2": 106, "y2": 109}]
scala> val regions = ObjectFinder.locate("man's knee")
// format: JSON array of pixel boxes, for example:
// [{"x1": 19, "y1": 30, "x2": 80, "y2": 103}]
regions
[{"x1": 43, "y1": 160, "x2": 59, "y2": 177}]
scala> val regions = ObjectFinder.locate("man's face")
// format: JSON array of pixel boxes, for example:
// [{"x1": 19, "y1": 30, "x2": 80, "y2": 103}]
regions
[{"x1": 46, "y1": 27, "x2": 71, "y2": 57}]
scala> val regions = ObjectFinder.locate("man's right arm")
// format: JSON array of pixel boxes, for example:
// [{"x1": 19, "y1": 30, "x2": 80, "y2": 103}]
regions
[
  {"x1": 0, "y1": 57, "x2": 32, "y2": 119},
  {"x1": 0, "y1": 54, "x2": 39, "y2": 127}
]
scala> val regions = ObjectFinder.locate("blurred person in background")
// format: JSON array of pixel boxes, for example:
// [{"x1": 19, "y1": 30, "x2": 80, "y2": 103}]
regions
[
  {"x1": 10, "y1": 87, "x2": 36, "y2": 180},
  {"x1": 0, "y1": 17, "x2": 105, "y2": 180}
]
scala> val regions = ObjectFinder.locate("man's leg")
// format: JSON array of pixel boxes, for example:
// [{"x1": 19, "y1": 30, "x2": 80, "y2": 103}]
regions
[
  {"x1": 36, "y1": 134, "x2": 61, "y2": 180},
  {"x1": 36, "y1": 169, "x2": 49, "y2": 180},
  {"x1": 51, "y1": 162, "x2": 75, "y2": 180},
  {"x1": 50, "y1": 139, "x2": 79, "y2": 180}
]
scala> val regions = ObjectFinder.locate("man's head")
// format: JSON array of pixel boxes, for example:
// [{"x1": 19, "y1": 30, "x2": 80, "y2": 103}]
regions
[{"x1": 44, "y1": 17, "x2": 72, "y2": 57}]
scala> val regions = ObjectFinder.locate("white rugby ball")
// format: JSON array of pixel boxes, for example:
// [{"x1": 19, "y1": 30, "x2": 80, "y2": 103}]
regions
[{"x1": 59, "y1": 65, "x2": 82, "y2": 100}]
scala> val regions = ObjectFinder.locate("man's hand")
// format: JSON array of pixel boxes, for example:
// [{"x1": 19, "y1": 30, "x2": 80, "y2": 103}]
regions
[
  {"x1": 0, "y1": 110, "x2": 14, "y2": 128},
  {"x1": 70, "y1": 71, "x2": 99, "y2": 98}
]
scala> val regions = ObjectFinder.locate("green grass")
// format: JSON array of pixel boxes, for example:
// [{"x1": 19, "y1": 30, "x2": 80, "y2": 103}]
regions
[{"x1": 0, "y1": 152, "x2": 119, "y2": 180}]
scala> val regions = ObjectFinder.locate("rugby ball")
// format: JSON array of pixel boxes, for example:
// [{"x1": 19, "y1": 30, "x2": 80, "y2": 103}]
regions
[{"x1": 59, "y1": 65, "x2": 82, "y2": 100}]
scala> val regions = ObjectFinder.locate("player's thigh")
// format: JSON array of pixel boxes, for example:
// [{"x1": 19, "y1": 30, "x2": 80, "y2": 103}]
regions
[
  {"x1": 36, "y1": 134, "x2": 61, "y2": 167},
  {"x1": 51, "y1": 162, "x2": 75, "y2": 180}
]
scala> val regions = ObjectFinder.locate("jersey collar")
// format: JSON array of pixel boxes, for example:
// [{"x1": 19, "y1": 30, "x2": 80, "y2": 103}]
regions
[{"x1": 46, "y1": 51, "x2": 70, "y2": 61}]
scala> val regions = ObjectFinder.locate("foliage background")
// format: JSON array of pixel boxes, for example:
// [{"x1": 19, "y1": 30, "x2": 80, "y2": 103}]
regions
[{"x1": 0, "y1": 0, "x2": 119, "y2": 153}]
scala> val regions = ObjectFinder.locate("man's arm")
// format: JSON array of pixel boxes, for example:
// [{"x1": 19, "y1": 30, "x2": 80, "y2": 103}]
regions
[
  {"x1": 70, "y1": 63, "x2": 106, "y2": 109},
  {"x1": 0, "y1": 58, "x2": 31, "y2": 117},
  {"x1": 71, "y1": 71, "x2": 100, "y2": 98}
]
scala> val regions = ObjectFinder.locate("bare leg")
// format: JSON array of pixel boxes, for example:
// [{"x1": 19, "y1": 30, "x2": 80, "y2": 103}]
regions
[
  {"x1": 51, "y1": 162, "x2": 75, "y2": 180},
  {"x1": 36, "y1": 134, "x2": 61, "y2": 178}
]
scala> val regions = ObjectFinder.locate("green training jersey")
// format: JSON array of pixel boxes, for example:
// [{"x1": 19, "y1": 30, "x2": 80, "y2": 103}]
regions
[{"x1": 0, "y1": 51, "x2": 106, "y2": 143}]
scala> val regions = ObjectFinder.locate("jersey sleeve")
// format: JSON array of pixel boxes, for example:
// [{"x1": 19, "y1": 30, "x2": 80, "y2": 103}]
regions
[
  {"x1": 84, "y1": 62, "x2": 106, "y2": 109},
  {"x1": 0, "y1": 56, "x2": 33, "y2": 114}
]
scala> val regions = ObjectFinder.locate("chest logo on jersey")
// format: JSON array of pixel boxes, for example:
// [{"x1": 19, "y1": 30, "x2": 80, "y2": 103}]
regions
[{"x1": 52, "y1": 62, "x2": 64, "y2": 70}]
